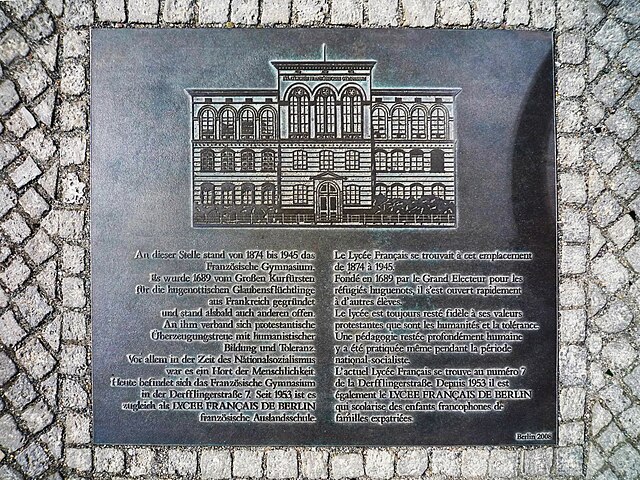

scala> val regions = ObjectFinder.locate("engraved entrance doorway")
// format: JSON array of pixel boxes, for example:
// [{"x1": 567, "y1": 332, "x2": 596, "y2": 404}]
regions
[{"x1": 316, "y1": 181, "x2": 341, "y2": 222}]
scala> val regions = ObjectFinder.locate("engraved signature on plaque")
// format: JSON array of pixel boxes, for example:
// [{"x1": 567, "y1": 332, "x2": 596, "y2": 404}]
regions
[{"x1": 188, "y1": 47, "x2": 460, "y2": 227}]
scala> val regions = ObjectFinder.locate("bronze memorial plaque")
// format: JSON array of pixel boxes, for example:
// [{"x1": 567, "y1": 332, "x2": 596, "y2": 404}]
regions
[{"x1": 91, "y1": 29, "x2": 557, "y2": 445}]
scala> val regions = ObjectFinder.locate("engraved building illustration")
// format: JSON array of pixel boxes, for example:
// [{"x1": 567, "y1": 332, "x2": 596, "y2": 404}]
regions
[{"x1": 188, "y1": 51, "x2": 460, "y2": 227}]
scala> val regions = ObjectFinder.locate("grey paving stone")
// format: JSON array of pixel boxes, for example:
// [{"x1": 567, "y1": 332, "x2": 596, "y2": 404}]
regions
[
  {"x1": 331, "y1": 0, "x2": 362, "y2": 25},
  {"x1": 473, "y1": 0, "x2": 505, "y2": 24},
  {"x1": 200, "y1": 449, "x2": 231, "y2": 479},
  {"x1": 602, "y1": 337, "x2": 637, "y2": 371},
  {"x1": 95, "y1": 447, "x2": 125, "y2": 473},
  {"x1": 0, "y1": 183, "x2": 17, "y2": 219},
  {"x1": 558, "y1": 32, "x2": 586, "y2": 64},
  {"x1": 60, "y1": 61, "x2": 86, "y2": 96},
  {"x1": 0, "y1": 256, "x2": 31, "y2": 291},
  {"x1": 330, "y1": 453, "x2": 364, "y2": 479},
  {"x1": 19, "y1": 188, "x2": 49, "y2": 220},
  {"x1": 65, "y1": 447, "x2": 92, "y2": 471},
  {"x1": 59, "y1": 134, "x2": 86, "y2": 166},
  {"x1": 592, "y1": 71, "x2": 632, "y2": 107},
  {"x1": 608, "y1": 214, "x2": 635, "y2": 249},
  {"x1": 24, "y1": 230, "x2": 57, "y2": 266},
  {"x1": 5, "y1": 0, "x2": 40, "y2": 20},
  {"x1": 293, "y1": 0, "x2": 329, "y2": 25},
  {"x1": 15, "y1": 285, "x2": 53, "y2": 327},
  {"x1": 505, "y1": 0, "x2": 529, "y2": 26},
  {"x1": 199, "y1": 0, "x2": 228, "y2": 23},
  {"x1": 62, "y1": 310, "x2": 86, "y2": 341},
  {"x1": 596, "y1": 299, "x2": 632, "y2": 338},
  {"x1": 624, "y1": 364, "x2": 640, "y2": 398},
  {"x1": 6, "y1": 107, "x2": 37, "y2": 139},
  {"x1": 266, "y1": 449, "x2": 298, "y2": 479},
  {"x1": 619, "y1": 40, "x2": 640, "y2": 76},
  {"x1": 594, "y1": 19, "x2": 628, "y2": 54},
  {"x1": 0, "y1": 351, "x2": 17, "y2": 386},
  {"x1": 64, "y1": 412, "x2": 91, "y2": 444},
  {"x1": 231, "y1": 0, "x2": 258, "y2": 24},
  {"x1": 598, "y1": 422, "x2": 625, "y2": 452},
  {"x1": 25, "y1": 12, "x2": 55, "y2": 41},
  {"x1": 61, "y1": 378, "x2": 88, "y2": 409},
  {"x1": 21, "y1": 129, "x2": 57, "y2": 164},
  {"x1": 593, "y1": 252, "x2": 629, "y2": 293},
  {"x1": 15, "y1": 337, "x2": 56, "y2": 380},
  {"x1": 22, "y1": 400, "x2": 54, "y2": 433},
  {"x1": 0, "y1": 79, "x2": 19, "y2": 115},
  {"x1": 560, "y1": 345, "x2": 588, "y2": 386},
  {"x1": 561, "y1": 208, "x2": 589, "y2": 243},
  {"x1": 619, "y1": 406, "x2": 640, "y2": 439},
  {"x1": 163, "y1": 0, "x2": 195, "y2": 23},
  {"x1": 560, "y1": 309, "x2": 586, "y2": 344},
  {"x1": 396, "y1": 448, "x2": 428, "y2": 476},
  {"x1": 561, "y1": 244, "x2": 587, "y2": 274},
  {"x1": 96, "y1": 0, "x2": 126, "y2": 21},
  {"x1": 0, "y1": 310, "x2": 26, "y2": 347},
  {"x1": 57, "y1": 99, "x2": 86, "y2": 131},
  {"x1": 364, "y1": 449, "x2": 393, "y2": 479},
  {"x1": 600, "y1": 384, "x2": 631, "y2": 415},
  {"x1": 1, "y1": 211, "x2": 30, "y2": 243},
  {"x1": 460, "y1": 448, "x2": 489, "y2": 477},
  {"x1": 441, "y1": 0, "x2": 472, "y2": 26},
  {"x1": 65, "y1": 0, "x2": 94, "y2": 26},
  {"x1": 33, "y1": 89, "x2": 56, "y2": 126},
  {"x1": 606, "y1": 109, "x2": 637, "y2": 141},
  {"x1": 127, "y1": 447, "x2": 155, "y2": 476},
  {"x1": 5, "y1": 374, "x2": 37, "y2": 410},
  {"x1": 163, "y1": 449, "x2": 197, "y2": 476},
  {"x1": 0, "y1": 29, "x2": 30, "y2": 65},
  {"x1": 14, "y1": 60, "x2": 50, "y2": 102},
  {"x1": 558, "y1": 136, "x2": 583, "y2": 167},
  {"x1": 556, "y1": 445, "x2": 583, "y2": 476},
  {"x1": 233, "y1": 449, "x2": 263, "y2": 478},
  {"x1": 487, "y1": 450, "x2": 517, "y2": 478},
  {"x1": 61, "y1": 172, "x2": 86, "y2": 204},
  {"x1": 299, "y1": 450, "x2": 328, "y2": 479},
  {"x1": 523, "y1": 447, "x2": 553, "y2": 476},
  {"x1": 60, "y1": 344, "x2": 87, "y2": 375},
  {"x1": 15, "y1": 441, "x2": 49, "y2": 477},
  {"x1": 560, "y1": 279, "x2": 585, "y2": 308},
  {"x1": 62, "y1": 277, "x2": 85, "y2": 308},
  {"x1": 558, "y1": 67, "x2": 586, "y2": 97},
  {"x1": 530, "y1": 0, "x2": 555, "y2": 27},
  {"x1": 10, "y1": 157, "x2": 42, "y2": 189},
  {"x1": 62, "y1": 30, "x2": 88, "y2": 58}
]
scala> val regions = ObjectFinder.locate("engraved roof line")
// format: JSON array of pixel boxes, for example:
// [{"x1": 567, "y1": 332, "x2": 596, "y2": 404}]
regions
[
  {"x1": 186, "y1": 89, "x2": 278, "y2": 96},
  {"x1": 372, "y1": 88, "x2": 462, "y2": 96},
  {"x1": 270, "y1": 60, "x2": 377, "y2": 69}
]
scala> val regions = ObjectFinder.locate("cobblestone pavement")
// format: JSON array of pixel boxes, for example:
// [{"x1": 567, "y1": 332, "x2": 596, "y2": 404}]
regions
[{"x1": 0, "y1": 0, "x2": 638, "y2": 478}]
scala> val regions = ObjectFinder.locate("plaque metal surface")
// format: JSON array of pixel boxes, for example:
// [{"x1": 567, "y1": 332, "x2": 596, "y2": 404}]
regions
[{"x1": 91, "y1": 29, "x2": 557, "y2": 445}]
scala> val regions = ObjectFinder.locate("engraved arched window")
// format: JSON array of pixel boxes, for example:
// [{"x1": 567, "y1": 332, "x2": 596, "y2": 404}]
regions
[
  {"x1": 262, "y1": 183, "x2": 276, "y2": 205},
  {"x1": 429, "y1": 105, "x2": 448, "y2": 139},
  {"x1": 199, "y1": 108, "x2": 216, "y2": 139},
  {"x1": 240, "y1": 109, "x2": 255, "y2": 139},
  {"x1": 390, "y1": 107, "x2": 407, "y2": 139},
  {"x1": 261, "y1": 150, "x2": 276, "y2": 172},
  {"x1": 289, "y1": 87, "x2": 310, "y2": 139},
  {"x1": 344, "y1": 185, "x2": 361, "y2": 205},
  {"x1": 374, "y1": 150, "x2": 387, "y2": 171},
  {"x1": 432, "y1": 183, "x2": 446, "y2": 199},
  {"x1": 342, "y1": 87, "x2": 363, "y2": 138},
  {"x1": 293, "y1": 151, "x2": 307, "y2": 170},
  {"x1": 200, "y1": 148, "x2": 215, "y2": 172},
  {"x1": 409, "y1": 149, "x2": 424, "y2": 171},
  {"x1": 240, "y1": 150, "x2": 255, "y2": 172},
  {"x1": 375, "y1": 184, "x2": 387, "y2": 197},
  {"x1": 391, "y1": 150, "x2": 405, "y2": 172},
  {"x1": 220, "y1": 108, "x2": 236, "y2": 139},
  {"x1": 240, "y1": 183, "x2": 255, "y2": 204},
  {"x1": 390, "y1": 184, "x2": 405, "y2": 199},
  {"x1": 372, "y1": 107, "x2": 387, "y2": 139},
  {"x1": 315, "y1": 87, "x2": 336, "y2": 138},
  {"x1": 221, "y1": 149, "x2": 235, "y2": 172},
  {"x1": 200, "y1": 182, "x2": 214, "y2": 205},
  {"x1": 409, "y1": 183, "x2": 423, "y2": 199},
  {"x1": 345, "y1": 151, "x2": 360, "y2": 170},
  {"x1": 260, "y1": 108, "x2": 276, "y2": 139},
  {"x1": 430, "y1": 149, "x2": 445, "y2": 173},
  {"x1": 221, "y1": 183, "x2": 235, "y2": 205},
  {"x1": 319, "y1": 151, "x2": 334, "y2": 171},
  {"x1": 410, "y1": 107, "x2": 427, "y2": 139}
]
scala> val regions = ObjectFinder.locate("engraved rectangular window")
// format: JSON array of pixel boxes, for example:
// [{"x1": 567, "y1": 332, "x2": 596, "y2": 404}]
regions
[
  {"x1": 293, "y1": 184, "x2": 309, "y2": 205},
  {"x1": 220, "y1": 108, "x2": 235, "y2": 139},
  {"x1": 342, "y1": 88, "x2": 363, "y2": 138},
  {"x1": 240, "y1": 109, "x2": 255, "y2": 139},
  {"x1": 391, "y1": 107, "x2": 407, "y2": 139},
  {"x1": 345, "y1": 151, "x2": 360, "y2": 170},
  {"x1": 409, "y1": 150, "x2": 424, "y2": 171},
  {"x1": 260, "y1": 109, "x2": 275, "y2": 139},
  {"x1": 221, "y1": 183, "x2": 234, "y2": 205},
  {"x1": 289, "y1": 88, "x2": 310, "y2": 139},
  {"x1": 315, "y1": 87, "x2": 336, "y2": 138},
  {"x1": 375, "y1": 150, "x2": 387, "y2": 171},
  {"x1": 200, "y1": 183, "x2": 214, "y2": 205},
  {"x1": 429, "y1": 106, "x2": 448, "y2": 139},
  {"x1": 261, "y1": 150, "x2": 276, "y2": 172},
  {"x1": 319, "y1": 151, "x2": 334, "y2": 171},
  {"x1": 221, "y1": 150, "x2": 235, "y2": 171},
  {"x1": 372, "y1": 107, "x2": 386, "y2": 139},
  {"x1": 201, "y1": 149, "x2": 215, "y2": 172},
  {"x1": 344, "y1": 185, "x2": 361, "y2": 205},
  {"x1": 293, "y1": 150, "x2": 307, "y2": 170}
]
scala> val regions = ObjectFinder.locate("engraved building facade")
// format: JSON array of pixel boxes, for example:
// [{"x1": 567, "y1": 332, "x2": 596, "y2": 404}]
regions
[{"x1": 188, "y1": 56, "x2": 460, "y2": 227}]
